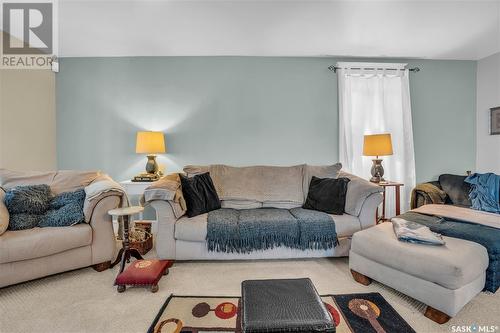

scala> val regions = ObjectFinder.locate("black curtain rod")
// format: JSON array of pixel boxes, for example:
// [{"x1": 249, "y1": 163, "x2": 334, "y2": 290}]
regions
[{"x1": 328, "y1": 65, "x2": 420, "y2": 73}]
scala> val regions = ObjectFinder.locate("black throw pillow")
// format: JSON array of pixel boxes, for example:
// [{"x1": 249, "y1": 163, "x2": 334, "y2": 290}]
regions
[
  {"x1": 439, "y1": 174, "x2": 471, "y2": 207},
  {"x1": 180, "y1": 172, "x2": 221, "y2": 217},
  {"x1": 303, "y1": 176, "x2": 350, "y2": 215}
]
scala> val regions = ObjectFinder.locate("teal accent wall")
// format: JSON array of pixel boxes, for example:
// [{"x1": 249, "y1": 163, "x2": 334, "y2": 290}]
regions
[{"x1": 57, "y1": 57, "x2": 476, "y2": 183}]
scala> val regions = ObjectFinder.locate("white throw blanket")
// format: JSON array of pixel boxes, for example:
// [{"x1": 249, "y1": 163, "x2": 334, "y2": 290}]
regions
[
  {"x1": 83, "y1": 177, "x2": 129, "y2": 222},
  {"x1": 392, "y1": 217, "x2": 445, "y2": 245},
  {"x1": 412, "y1": 204, "x2": 500, "y2": 230}
]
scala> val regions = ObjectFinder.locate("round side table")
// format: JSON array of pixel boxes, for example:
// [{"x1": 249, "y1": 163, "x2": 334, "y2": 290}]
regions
[{"x1": 108, "y1": 206, "x2": 145, "y2": 279}]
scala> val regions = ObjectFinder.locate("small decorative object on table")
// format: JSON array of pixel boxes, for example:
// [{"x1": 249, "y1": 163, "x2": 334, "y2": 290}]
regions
[
  {"x1": 132, "y1": 173, "x2": 160, "y2": 182},
  {"x1": 363, "y1": 133, "x2": 393, "y2": 183},
  {"x1": 115, "y1": 259, "x2": 173, "y2": 293}
]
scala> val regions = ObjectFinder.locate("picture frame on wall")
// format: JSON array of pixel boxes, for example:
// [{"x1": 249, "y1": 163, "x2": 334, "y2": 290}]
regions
[{"x1": 491, "y1": 107, "x2": 500, "y2": 135}]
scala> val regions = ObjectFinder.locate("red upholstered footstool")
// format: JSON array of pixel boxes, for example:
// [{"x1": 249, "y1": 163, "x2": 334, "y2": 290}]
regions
[{"x1": 115, "y1": 259, "x2": 173, "y2": 293}]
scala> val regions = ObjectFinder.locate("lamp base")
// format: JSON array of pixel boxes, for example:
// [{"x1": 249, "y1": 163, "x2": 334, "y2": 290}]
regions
[
  {"x1": 145, "y1": 155, "x2": 158, "y2": 174},
  {"x1": 370, "y1": 159, "x2": 385, "y2": 183}
]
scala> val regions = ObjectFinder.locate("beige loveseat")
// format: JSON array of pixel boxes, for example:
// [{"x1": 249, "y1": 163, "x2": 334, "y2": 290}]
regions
[
  {"x1": 146, "y1": 164, "x2": 383, "y2": 260},
  {"x1": 0, "y1": 170, "x2": 125, "y2": 288}
]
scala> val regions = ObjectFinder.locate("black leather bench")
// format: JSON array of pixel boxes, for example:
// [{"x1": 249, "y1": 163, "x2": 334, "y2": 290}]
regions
[{"x1": 241, "y1": 278, "x2": 335, "y2": 333}]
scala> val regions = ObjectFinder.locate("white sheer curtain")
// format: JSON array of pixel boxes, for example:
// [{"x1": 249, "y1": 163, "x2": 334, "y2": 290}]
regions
[{"x1": 337, "y1": 62, "x2": 416, "y2": 217}]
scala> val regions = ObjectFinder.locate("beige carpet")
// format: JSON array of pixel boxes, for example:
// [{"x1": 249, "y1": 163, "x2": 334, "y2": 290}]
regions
[{"x1": 1, "y1": 254, "x2": 499, "y2": 333}]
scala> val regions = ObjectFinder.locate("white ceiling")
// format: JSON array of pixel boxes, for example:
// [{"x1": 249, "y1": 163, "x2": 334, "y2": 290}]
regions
[{"x1": 59, "y1": 0, "x2": 500, "y2": 60}]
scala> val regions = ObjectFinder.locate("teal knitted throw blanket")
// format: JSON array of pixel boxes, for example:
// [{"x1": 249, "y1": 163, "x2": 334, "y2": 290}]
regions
[{"x1": 207, "y1": 208, "x2": 338, "y2": 253}]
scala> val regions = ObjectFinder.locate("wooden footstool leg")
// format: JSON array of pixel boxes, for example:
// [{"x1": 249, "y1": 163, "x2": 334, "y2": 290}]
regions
[
  {"x1": 151, "y1": 284, "x2": 159, "y2": 293},
  {"x1": 350, "y1": 270, "x2": 372, "y2": 286},
  {"x1": 424, "y1": 306, "x2": 451, "y2": 324},
  {"x1": 163, "y1": 268, "x2": 169, "y2": 276},
  {"x1": 117, "y1": 285, "x2": 126, "y2": 293}
]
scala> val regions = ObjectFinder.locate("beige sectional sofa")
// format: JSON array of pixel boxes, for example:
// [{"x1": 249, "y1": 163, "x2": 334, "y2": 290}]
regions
[
  {"x1": 0, "y1": 170, "x2": 124, "y2": 288},
  {"x1": 148, "y1": 164, "x2": 383, "y2": 260}
]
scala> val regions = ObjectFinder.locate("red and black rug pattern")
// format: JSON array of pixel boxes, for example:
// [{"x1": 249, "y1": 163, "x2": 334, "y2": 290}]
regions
[{"x1": 148, "y1": 293, "x2": 415, "y2": 333}]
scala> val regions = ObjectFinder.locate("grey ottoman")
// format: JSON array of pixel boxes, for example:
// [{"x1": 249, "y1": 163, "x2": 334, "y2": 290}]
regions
[
  {"x1": 241, "y1": 278, "x2": 335, "y2": 333},
  {"x1": 349, "y1": 222, "x2": 488, "y2": 324}
]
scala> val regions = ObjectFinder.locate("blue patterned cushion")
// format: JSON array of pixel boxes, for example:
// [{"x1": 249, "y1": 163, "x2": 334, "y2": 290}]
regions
[
  {"x1": 4, "y1": 186, "x2": 86, "y2": 230},
  {"x1": 50, "y1": 188, "x2": 85, "y2": 209},
  {"x1": 39, "y1": 189, "x2": 86, "y2": 228},
  {"x1": 4, "y1": 184, "x2": 52, "y2": 214},
  {"x1": 8, "y1": 213, "x2": 40, "y2": 231}
]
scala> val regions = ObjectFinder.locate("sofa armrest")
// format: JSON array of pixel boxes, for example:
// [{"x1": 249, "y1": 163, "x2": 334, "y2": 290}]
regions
[
  {"x1": 340, "y1": 171, "x2": 383, "y2": 216},
  {"x1": 84, "y1": 191, "x2": 125, "y2": 222},
  {"x1": 358, "y1": 192, "x2": 383, "y2": 230},
  {"x1": 150, "y1": 200, "x2": 180, "y2": 260},
  {"x1": 88, "y1": 195, "x2": 121, "y2": 264}
]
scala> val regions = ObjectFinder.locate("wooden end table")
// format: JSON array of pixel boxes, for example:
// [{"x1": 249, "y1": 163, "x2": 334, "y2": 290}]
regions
[
  {"x1": 377, "y1": 181, "x2": 404, "y2": 223},
  {"x1": 108, "y1": 206, "x2": 145, "y2": 282}
]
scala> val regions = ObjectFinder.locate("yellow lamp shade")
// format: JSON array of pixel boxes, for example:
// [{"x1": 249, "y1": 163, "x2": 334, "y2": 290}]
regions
[
  {"x1": 136, "y1": 131, "x2": 166, "y2": 154},
  {"x1": 363, "y1": 133, "x2": 393, "y2": 157}
]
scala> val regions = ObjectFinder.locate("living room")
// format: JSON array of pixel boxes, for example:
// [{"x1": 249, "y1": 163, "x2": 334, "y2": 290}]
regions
[{"x1": 1, "y1": 1, "x2": 499, "y2": 332}]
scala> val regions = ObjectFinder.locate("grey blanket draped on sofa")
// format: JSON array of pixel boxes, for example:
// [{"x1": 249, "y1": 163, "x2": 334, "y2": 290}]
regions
[{"x1": 207, "y1": 208, "x2": 338, "y2": 253}]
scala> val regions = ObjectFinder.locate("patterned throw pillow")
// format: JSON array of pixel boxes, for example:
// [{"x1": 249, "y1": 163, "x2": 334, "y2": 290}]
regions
[
  {"x1": 8, "y1": 213, "x2": 40, "y2": 231},
  {"x1": 4, "y1": 184, "x2": 52, "y2": 215},
  {"x1": 5, "y1": 186, "x2": 86, "y2": 230},
  {"x1": 39, "y1": 189, "x2": 86, "y2": 227}
]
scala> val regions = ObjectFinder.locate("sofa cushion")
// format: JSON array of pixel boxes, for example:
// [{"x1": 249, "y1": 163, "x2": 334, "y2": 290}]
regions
[
  {"x1": 0, "y1": 169, "x2": 100, "y2": 195},
  {"x1": 183, "y1": 165, "x2": 209, "y2": 177},
  {"x1": 0, "y1": 169, "x2": 55, "y2": 190},
  {"x1": 303, "y1": 163, "x2": 342, "y2": 200},
  {"x1": 221, "y1": 200, "x2": 262, "y2": 210},
  {"x1": 208, "y1": 164, "x2": 305, "y2": 208},
  {"x1": 350, "y1": 222, "x2": 489, "y2": 290},
  {"x1": 0, "y1": 188, "x2": 9, "y2": 236},
  {"x1": 50, "y1": 170, "x2": 101, "y2": 195},
  {"x1": 439, "y1": 174, "x2": 472, "y2": 207},
  {"x1": 0, "y1": 224, "x2": 92, "y2": 264},
  {"x1": 175, "y1": 213, "x2": 208, "y2": 242}
]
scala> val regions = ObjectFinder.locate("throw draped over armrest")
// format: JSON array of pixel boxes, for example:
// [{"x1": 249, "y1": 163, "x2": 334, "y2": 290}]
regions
[
  {"x1": 410, "y1": 183, "x2": 447, "y2": 209},
  {"x1": 141, "y1": 173, "x2": 187, "y2": 219},
  {"x1": 84, "y1": 175, "x2": 129, "y2": 222}
]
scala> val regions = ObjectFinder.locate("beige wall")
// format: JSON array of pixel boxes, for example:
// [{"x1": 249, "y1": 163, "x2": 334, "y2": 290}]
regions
[{"x1": 0, "y1": 68, "x2": 57, "y2": 171}]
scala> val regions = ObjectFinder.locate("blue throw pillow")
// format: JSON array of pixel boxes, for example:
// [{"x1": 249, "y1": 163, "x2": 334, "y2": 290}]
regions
[
  {"x1": 50, "y1": 188, "x2": 86, "y2": 209},
  {"x1": 8, "y1": 213, "x2": 40, "y2": 231},
  {"x1": 4, "y1": 184, "x2": 52, "y2": 214},
  {"x1": 39, "y1": 189, "x2": 86, "y2": 228}
]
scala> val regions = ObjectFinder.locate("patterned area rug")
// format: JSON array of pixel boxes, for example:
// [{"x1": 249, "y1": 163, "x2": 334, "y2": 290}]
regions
[{"x1": 149, "y1": 293, "x2": 415, "y2": 333}]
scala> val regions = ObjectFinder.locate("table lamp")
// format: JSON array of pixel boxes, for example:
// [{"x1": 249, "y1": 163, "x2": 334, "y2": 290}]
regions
[
  {"x1": 363, "y1": 133, "x2": 393, "y2": 183},
  {"x1": 136, "y1": 131, "x2": 166, "y2": 175}
]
